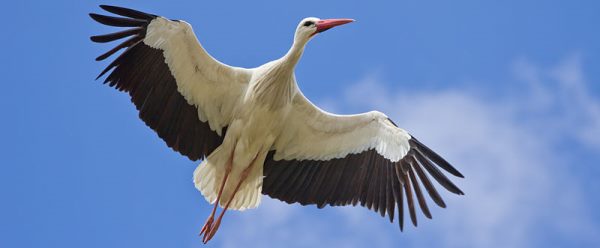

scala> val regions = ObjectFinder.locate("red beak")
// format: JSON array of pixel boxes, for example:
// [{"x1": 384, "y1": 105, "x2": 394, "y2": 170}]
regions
[{"x1": 315, "y1": 18, "x2": 355, "y2": 34}]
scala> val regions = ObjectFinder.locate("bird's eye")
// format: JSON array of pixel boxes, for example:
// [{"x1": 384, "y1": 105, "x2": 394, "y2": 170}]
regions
[{"x1": 303, "y1": 21, "x2": 315, "y2": 27}]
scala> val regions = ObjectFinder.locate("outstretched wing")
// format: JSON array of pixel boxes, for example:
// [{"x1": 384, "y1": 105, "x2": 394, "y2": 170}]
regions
[
  {"x1": 262, "y1": 91, "x2": 464, "y2": 230},
  {"x1": 90, "y1": 5, "x2": 252, "y2": 160}
]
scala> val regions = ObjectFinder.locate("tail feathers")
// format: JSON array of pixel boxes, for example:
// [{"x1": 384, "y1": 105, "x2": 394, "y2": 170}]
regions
[
  {"x1": 194, "y1": 159, "x2": 219, "y2": 205},
  {"x1": 193, "y1": 159, "x2": 262, "y2": 211},
  {"x1": 226, "y1": 171, "x2": 262, "y2": 211}
]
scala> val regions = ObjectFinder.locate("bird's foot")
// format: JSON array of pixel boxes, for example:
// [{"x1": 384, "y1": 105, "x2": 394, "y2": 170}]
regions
[
  {"x1": 203, "y1": 216, "x2": 223, "y2": 243},
  {"x1": 199, "y1": 215, "x2": 214, "y2": 238}
]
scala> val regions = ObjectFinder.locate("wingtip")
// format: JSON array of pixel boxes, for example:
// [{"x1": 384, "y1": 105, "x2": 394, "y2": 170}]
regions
[
  {"x1": 89, "y1": 35, "x2": 101, "y2": 43},
  {"x1": 446, "y1": 170, "x2": 465, "y2": 179},
  {"x1": 99, "y1": 4, "x2": 122, "y2": 13},
  {"x1": 99, "y1": 4, "x2": 114, "y2": 10},
  {"x1": 411, "y1": 218, "x2": 418, "y2": 227},
  {"x1": 96, "y1": 4, "x2": 157, "y2": 20},
  {"x1": 88, "y1": 13, "x2": 104, "y2": 23},
  {"x1": 95, "y1": 70, "x2": 107, "y2": 80},
  {"x1": 441, "y1": 164, "x2": 464, "y2": 179},
  {"x1": 409, "y1": 137, "x2": 465, "y2": 178}
]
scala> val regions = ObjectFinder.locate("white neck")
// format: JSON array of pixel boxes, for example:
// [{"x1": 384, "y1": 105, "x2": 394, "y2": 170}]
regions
[{"x1": 281, "y1": 35, "x2": 309, "y2": 69}]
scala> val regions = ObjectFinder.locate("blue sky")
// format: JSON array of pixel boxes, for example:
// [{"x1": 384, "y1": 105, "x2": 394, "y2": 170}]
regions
[{"x1": 2, "y1": 1, "x2": 600, "y2": 247}]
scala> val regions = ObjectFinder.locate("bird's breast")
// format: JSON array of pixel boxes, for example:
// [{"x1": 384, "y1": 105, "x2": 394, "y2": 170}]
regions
[
  {"x1": 232, "y1": 101, "x2": 290, "y2": 154},
  {"x1": 246, "y1": 64, "x2": 296, "y2": 110}
]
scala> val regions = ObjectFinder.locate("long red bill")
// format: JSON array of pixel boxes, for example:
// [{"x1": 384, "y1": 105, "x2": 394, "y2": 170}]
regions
[{"x1": 315, "y1": 18, "x2": 355, "y2": 33}]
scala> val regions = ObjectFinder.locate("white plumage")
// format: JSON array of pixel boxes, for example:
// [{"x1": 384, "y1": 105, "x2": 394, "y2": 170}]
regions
[
  {"x1": 90, "y1": 5, "x2": 464, "y2": 243},
  {"x1": 144, "y1": 17, "x2": 251, "y2": 135}
]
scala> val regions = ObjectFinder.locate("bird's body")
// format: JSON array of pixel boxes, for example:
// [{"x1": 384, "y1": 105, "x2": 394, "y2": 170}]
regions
[
  {"x1": 196, "y1": 40, "x2": 309, "y2": 211},
  {"x1": 90, "y1": 5, "x2": 465, "y2": 243}
]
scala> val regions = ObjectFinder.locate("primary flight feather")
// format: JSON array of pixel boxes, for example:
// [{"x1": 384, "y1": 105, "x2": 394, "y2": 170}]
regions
[{"x1": 90, "y1": 5, "x2": 464, "y2": 243}]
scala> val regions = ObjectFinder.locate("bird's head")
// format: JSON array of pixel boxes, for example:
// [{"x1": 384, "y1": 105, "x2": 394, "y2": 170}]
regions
[{"x1": 294, "y1": 17, "x2": 354, "y2": 44}]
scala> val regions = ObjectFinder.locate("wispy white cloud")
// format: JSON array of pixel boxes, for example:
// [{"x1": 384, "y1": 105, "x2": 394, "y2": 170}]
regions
[
  {"x1": 509, "y1": 54, "x2": 600, "y2": 151},
  {"x1": 215, "y1": 54, "x2": 600, "y2": 248},
  {"x1": 549, "y1": 55, "x2": 600, "y2": 149}
]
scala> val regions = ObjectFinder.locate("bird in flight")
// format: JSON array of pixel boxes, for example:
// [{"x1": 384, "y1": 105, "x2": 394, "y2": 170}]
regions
[{"x1": 90, "y1": 5, "x2": 464, "y2": 243}]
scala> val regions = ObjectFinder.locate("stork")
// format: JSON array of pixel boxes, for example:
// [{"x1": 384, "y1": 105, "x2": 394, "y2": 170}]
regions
[{"x1": 90, "y1": 5, "x2": 464, "y2": 243}]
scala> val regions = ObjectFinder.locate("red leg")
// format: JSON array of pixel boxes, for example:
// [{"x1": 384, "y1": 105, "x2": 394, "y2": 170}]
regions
[
  {"x1": 199, "y1": 153, "x2": 233, "y2": 237},
  {"x1": 203, "y1": 154, "x2": 259, "y2": 244}
]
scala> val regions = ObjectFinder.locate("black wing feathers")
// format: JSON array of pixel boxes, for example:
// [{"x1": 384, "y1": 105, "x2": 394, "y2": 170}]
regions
[
  {"x1": 411, "y1": 138, "x2": 464, "y2": 178},
  {"x1": 90, "y1": 5, "x2": 225, "y2": 161},
  {"x1": 262, "y1": 135, "x2": 464, "y2": 231},
  {"x1": 89, "y1": 13, "x2": 148, "y2": 27},
  {"x1": 99, "y1": 5, "x2": 158, "y2": 20}
]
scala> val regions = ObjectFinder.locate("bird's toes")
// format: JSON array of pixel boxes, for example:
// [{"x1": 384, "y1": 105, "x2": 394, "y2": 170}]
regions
[
  {"x1": 199, "y1": 216, "x2": 214, "y2": 236},
  {"x1": 204, "y1": 218, "x2": 222, "y2": 243}
]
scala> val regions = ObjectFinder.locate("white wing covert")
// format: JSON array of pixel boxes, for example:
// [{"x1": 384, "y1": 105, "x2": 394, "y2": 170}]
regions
[{"x1": 272, "y1": 91, "x2": 411, "y2": 162}]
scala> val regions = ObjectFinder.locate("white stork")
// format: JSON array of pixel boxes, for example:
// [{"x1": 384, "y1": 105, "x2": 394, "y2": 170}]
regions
[{"x1": 90, "y1": 5, "x2": 464, "y2": 243}]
